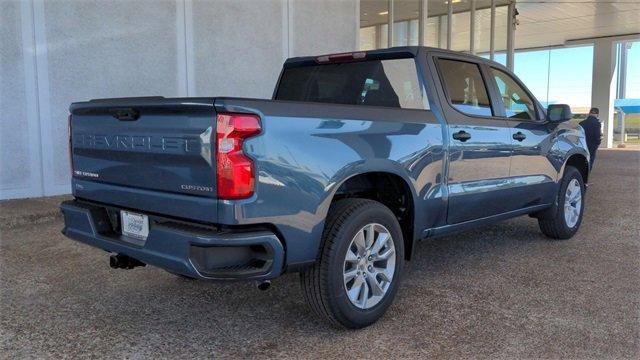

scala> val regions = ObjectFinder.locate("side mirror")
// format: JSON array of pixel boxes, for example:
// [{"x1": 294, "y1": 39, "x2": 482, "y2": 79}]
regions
[{"x1": 547, "y1": 104, "x2": 572, "y2": 122}]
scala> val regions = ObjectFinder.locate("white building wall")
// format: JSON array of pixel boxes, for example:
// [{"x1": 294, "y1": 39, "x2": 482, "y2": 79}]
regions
[
  {"x1": 290, "y1": 0, "x2": 359, "y2": 57},
  {"x1": 192, "y1": 0, "x2": 286, "y2": 98},
  {"x1": 0, "y1": 0, "x2": 358, "y2": 200},
  {"x1": 1, "y1": 0, "x2": 42, "y2": 199}
]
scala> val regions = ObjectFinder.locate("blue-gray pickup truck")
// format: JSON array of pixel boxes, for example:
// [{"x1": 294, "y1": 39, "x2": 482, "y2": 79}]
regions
[{"x1": 61, "y1": 46, "x2": 590, "y2": 328}]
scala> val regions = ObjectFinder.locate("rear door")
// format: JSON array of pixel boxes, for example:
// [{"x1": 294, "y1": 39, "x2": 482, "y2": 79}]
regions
[
  {"x1": 432, "y1": 56, "x2": 513, "y2": 224},
  {"x1": 486, "y1": 67, "x2": 557, "y2": 209}
]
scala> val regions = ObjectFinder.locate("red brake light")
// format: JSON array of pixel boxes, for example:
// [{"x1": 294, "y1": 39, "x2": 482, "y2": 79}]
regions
[
  {"x1": 316, "y1": 51, "x2": 366, "y2": 63},
  {"x1": 216, "y1": 113, "x2": 261, "y2": 199}
]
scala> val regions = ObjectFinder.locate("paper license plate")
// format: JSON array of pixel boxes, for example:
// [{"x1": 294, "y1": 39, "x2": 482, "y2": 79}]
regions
[{"x1": 121, "y1": 210, "x2": 149, "y2": 241}]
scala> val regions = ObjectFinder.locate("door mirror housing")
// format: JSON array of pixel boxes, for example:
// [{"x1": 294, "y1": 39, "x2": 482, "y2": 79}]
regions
[{"x1": 547, "y1": 104, "x2": 572, "y2": 122}]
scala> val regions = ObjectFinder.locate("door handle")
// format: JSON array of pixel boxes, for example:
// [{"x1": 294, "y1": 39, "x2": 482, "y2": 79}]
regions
[
  {"x1": 513, "y1": 132, "x2": 526, "y2": 141},
  {"x1": 452, "y1": 130, "x2": 471, "y2": 142}
]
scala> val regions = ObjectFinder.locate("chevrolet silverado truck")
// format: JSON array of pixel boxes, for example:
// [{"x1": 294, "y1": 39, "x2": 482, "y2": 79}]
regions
[{"x1": 61, "y1": 47, "x2": 590, "y2": 328}]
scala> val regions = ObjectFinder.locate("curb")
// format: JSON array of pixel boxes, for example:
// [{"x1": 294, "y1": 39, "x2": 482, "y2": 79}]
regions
[
  {"x1": 0, "y1": 195, "x2": 70, "y2": 231},
  {"x1": 0, "y1": 211, "x2": 63, "y2": 231}
]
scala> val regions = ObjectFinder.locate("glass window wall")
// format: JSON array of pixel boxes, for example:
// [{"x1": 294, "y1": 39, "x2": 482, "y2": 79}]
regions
[{"x1": 360, "y1": 0, "x2": 510, "y2": 53}]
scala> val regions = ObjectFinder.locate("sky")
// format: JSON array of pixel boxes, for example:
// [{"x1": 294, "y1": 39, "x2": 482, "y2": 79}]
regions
[
  {"x1": 625, "y1": 42, "x2": 640, "y2": 99},
  {"x1": 487, "y1": 41, "x2": 640, "y2": 110}
]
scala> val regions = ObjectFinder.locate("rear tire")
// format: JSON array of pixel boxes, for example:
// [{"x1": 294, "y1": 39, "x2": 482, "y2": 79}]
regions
[
  {"x1": 300, "y1": 199, "x2": 404, "y2": 329},
  {"x1": 538, "y1": 166, "x2": 585, "y2": 239}
]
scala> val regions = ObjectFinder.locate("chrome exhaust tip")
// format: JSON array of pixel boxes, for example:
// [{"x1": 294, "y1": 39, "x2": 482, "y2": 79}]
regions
[{"x1": 256, "y1": 280, "x2": 271, "y2": 291}]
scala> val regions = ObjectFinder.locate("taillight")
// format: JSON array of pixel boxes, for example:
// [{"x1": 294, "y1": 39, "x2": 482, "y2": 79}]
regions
[
  {"x1": 68, "y1": 114, "x2": 74, "y2": 177},
  {"x1": 216, "y1": 113, "x2": 261, "y2": 199}
]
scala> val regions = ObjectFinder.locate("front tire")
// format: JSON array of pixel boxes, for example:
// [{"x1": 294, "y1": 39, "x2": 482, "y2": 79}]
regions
[
  {"x1": 538, "y1": 166, "x2": 585, "y2": 239},
  {"x1": 300, "y1": 199, "x2": 404, "y2": 329}
]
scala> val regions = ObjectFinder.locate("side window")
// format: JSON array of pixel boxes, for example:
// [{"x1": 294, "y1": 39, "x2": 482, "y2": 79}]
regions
[
  {"x1": 360, "y1": 58, "x2": 425, "y2": 109},
  {"x1": 437, "y1": 58, "x2": 493, "y2": 117},
  {"x1": 491, "y1": 68, "x2": 537, "y2": 120}
]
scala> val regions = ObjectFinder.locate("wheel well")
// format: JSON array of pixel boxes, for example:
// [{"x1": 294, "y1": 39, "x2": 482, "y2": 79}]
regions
[
  {"x1": 333, "y1": 172, "x2": 415, "y2": 261},
  {"x1": 566, "y1": 154, "x2": 589, "y2": 184}
]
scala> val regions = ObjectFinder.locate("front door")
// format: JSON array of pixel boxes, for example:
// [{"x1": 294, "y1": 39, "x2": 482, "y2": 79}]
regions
[
  {"x1": 488, "y1": 67, "x2": 557, "y2": 210},
  {"x1": 433, "y1": 57, "x2": 513, "y2": 224}
]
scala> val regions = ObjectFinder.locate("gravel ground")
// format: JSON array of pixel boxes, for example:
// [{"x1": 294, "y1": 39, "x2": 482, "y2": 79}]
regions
[{"x1": 1, "y1": 149, "x2": 639, "y2": 359}]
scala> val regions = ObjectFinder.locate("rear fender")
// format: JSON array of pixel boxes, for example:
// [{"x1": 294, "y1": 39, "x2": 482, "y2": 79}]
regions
[{"x1": 323, "y1": 159, "x2": 418, "y2": 218}]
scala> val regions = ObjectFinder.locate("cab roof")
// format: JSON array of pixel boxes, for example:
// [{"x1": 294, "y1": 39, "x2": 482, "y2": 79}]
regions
[{"x1": 283, "y1": 46, "x2": 504, "y2": 69}]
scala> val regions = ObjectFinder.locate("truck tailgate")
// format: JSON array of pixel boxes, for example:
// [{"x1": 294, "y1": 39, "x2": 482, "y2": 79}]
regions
[{"x1": 69, "y1": 97, "x2": 217, "y2": 222}]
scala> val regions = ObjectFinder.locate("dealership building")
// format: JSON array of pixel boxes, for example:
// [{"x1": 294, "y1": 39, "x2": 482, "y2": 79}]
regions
[{"x1": 1, "y1": 0, "x2": 639, "y2": 200}]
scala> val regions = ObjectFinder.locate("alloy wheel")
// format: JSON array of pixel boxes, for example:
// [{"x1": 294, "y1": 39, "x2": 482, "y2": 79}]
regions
[
  {"x1": 342, "y1": 223, "x2": 396, "y2": 309},
  {"x1": 564, "y1": 178, "x2": 582, "y2": 228}
]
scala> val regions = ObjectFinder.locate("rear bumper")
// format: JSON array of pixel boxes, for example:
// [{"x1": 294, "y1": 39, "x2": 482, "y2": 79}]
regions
[{"x1": 60, "y1": 200, "x2": 284, "y2": 280}]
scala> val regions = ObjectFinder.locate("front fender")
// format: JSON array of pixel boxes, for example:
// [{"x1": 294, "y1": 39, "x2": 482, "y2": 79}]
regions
[
  {"x1": 550, "y1": 123, "x2": 590, "y2": 182},
  {"x1": 558, "y1": 148, "x2": 590, "y2": 181}
]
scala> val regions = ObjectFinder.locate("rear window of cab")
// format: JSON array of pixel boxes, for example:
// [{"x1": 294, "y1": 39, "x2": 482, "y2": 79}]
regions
[{"x1": 275, "y1": 58, "x2": 426, "y2": 110}]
